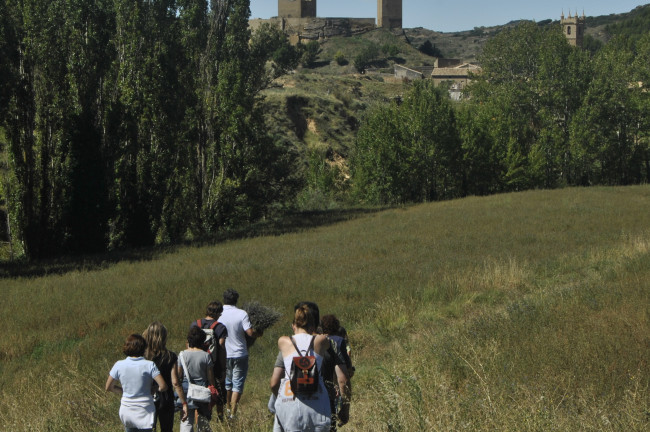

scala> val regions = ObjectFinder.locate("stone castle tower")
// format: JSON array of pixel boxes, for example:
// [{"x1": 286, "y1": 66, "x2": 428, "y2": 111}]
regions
[
  {"x1": 561, "y1": 11, "x2": 585, "y2": 48},
  {"x1": 278, "y1": 0, "x2": 317, "y2": 19},
  {"x1": 378, "y1": 0, "x2": 402, "y2": 28}
]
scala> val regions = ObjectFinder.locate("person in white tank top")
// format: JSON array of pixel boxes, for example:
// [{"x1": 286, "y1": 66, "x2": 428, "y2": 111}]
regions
[{"x1": 271, "y1": 304, "x2": 350, "y2": 432}]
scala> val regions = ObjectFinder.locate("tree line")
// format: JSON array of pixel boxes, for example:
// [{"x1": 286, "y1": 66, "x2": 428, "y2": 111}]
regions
[
  {"x1": 2, "y1": 10, "x2": 649, "y2": 260},
  {"x1": 0, "y1": 0, "x2": 301, "y2": 260},
  {"x1": 351, "y1": 22, "x2": 650, "y2": 204}
]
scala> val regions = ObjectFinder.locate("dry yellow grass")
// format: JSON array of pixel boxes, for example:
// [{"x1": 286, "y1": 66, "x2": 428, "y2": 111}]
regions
[{"x1": 0, "y1": 186, "x2": 648, "y2": 431}]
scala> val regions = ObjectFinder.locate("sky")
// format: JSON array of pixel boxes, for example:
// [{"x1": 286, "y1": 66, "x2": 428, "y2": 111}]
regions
[{"x1": 249, "y1": 1, "x2": 648, "y2": 33}]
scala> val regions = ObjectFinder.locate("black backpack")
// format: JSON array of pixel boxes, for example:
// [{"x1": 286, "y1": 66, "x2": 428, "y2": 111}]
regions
[{"x1": 289, "y1": 335, "x2": 319, "y2": 397}]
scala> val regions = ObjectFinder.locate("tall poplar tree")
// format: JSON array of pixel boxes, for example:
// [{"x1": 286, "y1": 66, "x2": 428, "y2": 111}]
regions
[
  {"x1": 193, "y1": 0, "x2": 297, "y2": 232},
  {"x1": 569, "y1": 38, "x2": 644, "y2": 185},
  {"x1": 59, "y1": 0, "x2": 113, "y2": 253},
  {"x1": 106, "y1": 0, "x2": 184, "y2": 247},
  {"x1": 1, "y1": 0, "x2": 111, "y2": 257}
]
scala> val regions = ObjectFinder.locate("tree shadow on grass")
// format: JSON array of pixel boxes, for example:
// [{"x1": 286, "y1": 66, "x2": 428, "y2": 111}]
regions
[
  {"x1": 305, "y1": 60, "x2": 332, "y2": 69},
  {"x1": 0, "y1": 207, "x2": 384, "y2": 279}
]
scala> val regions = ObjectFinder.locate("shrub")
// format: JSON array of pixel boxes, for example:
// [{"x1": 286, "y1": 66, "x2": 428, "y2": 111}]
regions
[
  {"x1": 353, "y1": 43, "x2": 380, "y2": 73},
  {"x1": 334, "y1": 50, "x2": 347, "y2": 66},
  {"x1": 301, "y1": 40, "x2": 320, "y2": 68},
  {"x1": 381, "y1": 43, "x2": 400, "y2": 57}
]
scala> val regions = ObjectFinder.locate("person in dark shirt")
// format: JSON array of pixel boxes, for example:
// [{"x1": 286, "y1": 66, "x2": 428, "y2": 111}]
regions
[
  {"x1": 320, "y1": 315, "x2": 355, "y2": 431},
  {"x1": 144, "y1": 322, "x2": 188, "y2": 432}
]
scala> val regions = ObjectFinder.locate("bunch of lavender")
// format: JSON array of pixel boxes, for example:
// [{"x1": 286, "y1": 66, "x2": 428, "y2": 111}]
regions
[{"x1": 242, "y1": 301, "x2": 282, "y2": 333}]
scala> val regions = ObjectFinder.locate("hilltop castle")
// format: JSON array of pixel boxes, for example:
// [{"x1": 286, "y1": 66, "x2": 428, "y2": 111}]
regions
[
  {"x1": 276, "y1": 0, "x2": 402, "y2": 28},
  {"x1": 251, "y1": 1, "x2": 403, "y2": 44}
]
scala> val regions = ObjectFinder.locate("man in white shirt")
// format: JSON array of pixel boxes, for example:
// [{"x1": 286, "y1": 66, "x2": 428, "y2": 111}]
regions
[{"x1": 219, "y1": 288, "x2": 256, "y2": 419}]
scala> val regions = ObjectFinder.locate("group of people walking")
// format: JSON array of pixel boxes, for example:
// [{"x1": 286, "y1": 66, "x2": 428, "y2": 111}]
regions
[{"x1": 106, "y1": 291, "x2": 353, "y2": 432}]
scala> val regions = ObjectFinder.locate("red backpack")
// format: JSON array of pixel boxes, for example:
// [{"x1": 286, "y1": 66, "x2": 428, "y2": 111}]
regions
[{"x1": 289, "y1": 336, "x2": 319, "y2": 397}]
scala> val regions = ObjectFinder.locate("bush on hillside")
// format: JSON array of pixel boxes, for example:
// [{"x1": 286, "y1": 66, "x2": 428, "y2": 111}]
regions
[
  {"x1": 353, "y1": 43, "x2": 380, "y2": 73},
  {"x1": 334, "y1": 51, "x2": 348, "y2": 66},
  {"x1": 381, "y1": 43, "x2": 400, "y2": 57},
  {"x1": 418, "y1": 40, "x2": 443, "y2": 57},
  {"x1": 301, "y1": 41, "x2": 321, "y2": 68}
]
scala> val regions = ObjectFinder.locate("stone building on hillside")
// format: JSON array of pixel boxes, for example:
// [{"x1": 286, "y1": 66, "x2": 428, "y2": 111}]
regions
[
  {"x1": 430, "y1": 63, "x2": 480, "y2": 87},
  {"x1": 393, "y1": 60, "x2": 480, "y2": 100},
  {"x1": 561, "y1": 11, "x2": 586, "y2": 48},
  {"x1": 394, "y1": 64, "x2": 428, "y2": 80}
]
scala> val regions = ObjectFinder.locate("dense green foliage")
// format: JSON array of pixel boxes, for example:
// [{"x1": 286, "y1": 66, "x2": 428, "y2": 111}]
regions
[
  {"x1": 0, "y1": 0, "x2": 298, "y2": 259},
  {"x1": 351, "y1": 22, "x2": 650, "y2": 204},
  {"x1": 3, "y1": 5, "x2": 650, "y2": 259},
  {"x1": 352, "y1": 81, "x2": 462, "y2": 204}
]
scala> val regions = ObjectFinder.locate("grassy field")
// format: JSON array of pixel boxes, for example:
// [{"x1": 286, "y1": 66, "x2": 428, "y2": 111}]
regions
[{"x1": 0, "y1": 186, "x2": 649, "y2": 431}]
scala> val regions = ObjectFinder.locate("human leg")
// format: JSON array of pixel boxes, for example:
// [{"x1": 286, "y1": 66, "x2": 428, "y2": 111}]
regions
[
  {"x1": 230, "y1": 391, "x2": 242, "y2": 417},
  {"x1": 156, "y1": 406, "x2": 175, "y2": 432},
  {"x1": 196, "y1": 412, "x2": 213, "y2": 432},
  {"x1": 229, "y1": 356, "x2": 249, "y2": 417},
  {"x1": 225, "y1": 359, "x2": 233, "y2": 412}
]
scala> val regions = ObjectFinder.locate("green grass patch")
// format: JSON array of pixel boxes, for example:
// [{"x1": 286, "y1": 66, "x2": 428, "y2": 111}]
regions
[{"x1": 0, "y1": 186, "x2": 648, "y2": 431}]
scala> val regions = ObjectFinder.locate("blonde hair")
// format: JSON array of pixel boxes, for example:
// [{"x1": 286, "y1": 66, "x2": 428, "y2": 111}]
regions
[
  {"x1": 294, "y1": 304, "x2": 316, "y2": 332},
  {"x1": 143, "y1": 321, "x2": 171, "y2": 362}
]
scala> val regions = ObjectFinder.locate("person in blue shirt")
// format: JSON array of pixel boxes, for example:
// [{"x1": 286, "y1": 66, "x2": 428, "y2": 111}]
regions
[{"x1": 106, "y1": 334, "x2": 169, "y2": 432}]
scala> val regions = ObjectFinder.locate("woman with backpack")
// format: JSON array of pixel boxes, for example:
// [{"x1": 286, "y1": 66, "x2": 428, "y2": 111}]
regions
[
  {"x1": 190, "y1": 301, "x2": 228, "y2": 420},
  {"x1": 143, "y1": 322, "x2": 188, "y2": 432},
  {"x1": 105, "y1": 333, "x2": 168, "y2": 432},
  {"x1": 271, "y1": 304, "x2": 348, "y2": 432},
  {"x1": 178, "y1": 326, "x2": 216, "y2": 432}
]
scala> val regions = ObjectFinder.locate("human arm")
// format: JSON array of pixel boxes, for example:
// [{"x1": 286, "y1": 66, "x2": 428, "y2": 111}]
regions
[
  {"x1": 218, "y1": 338, "x2": 227, "y2": 382},
  {"x1": 105, "y1": 375, "x2": 122, "y2": 396},
  {"x1": 270, "y1": 366, "x2": 284, "y2": 396},
  {"x1": 153, "y1": 374, "x2": 168, "y2": 393},
  {"x1": 243, "y1": 312, "x2": 259, "y2": 339},
  {"x1": 335, "y1": 364, "x2": 351, "y2": 425},
  {"x1": 207, "y1": 362, "x2": 216, "y2": 388},
  {"x1": 172, "y1": 362, "x2": 188, "y2": 422},
  {"x1": 270, "y1": 349, "x2": 285, "y2": 396}
]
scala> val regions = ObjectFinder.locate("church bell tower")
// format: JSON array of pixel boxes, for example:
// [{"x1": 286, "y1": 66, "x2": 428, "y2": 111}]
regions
[{"x1": 561, "y1": 10, "x2": 585, "y2": 48}]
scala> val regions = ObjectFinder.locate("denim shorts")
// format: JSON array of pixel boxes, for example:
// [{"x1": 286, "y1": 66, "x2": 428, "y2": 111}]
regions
[{"x1": 225, "y1": 356, "x2": 249, "y2": 393}]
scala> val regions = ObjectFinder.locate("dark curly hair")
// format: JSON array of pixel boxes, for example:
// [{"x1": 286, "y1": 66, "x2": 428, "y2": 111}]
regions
[
  {"x1": 187, "y1": 326, "x2": 207, "y2": 349},
  {"x1": 320, "y1": 314, "x2": 341, "y2": 335}
]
